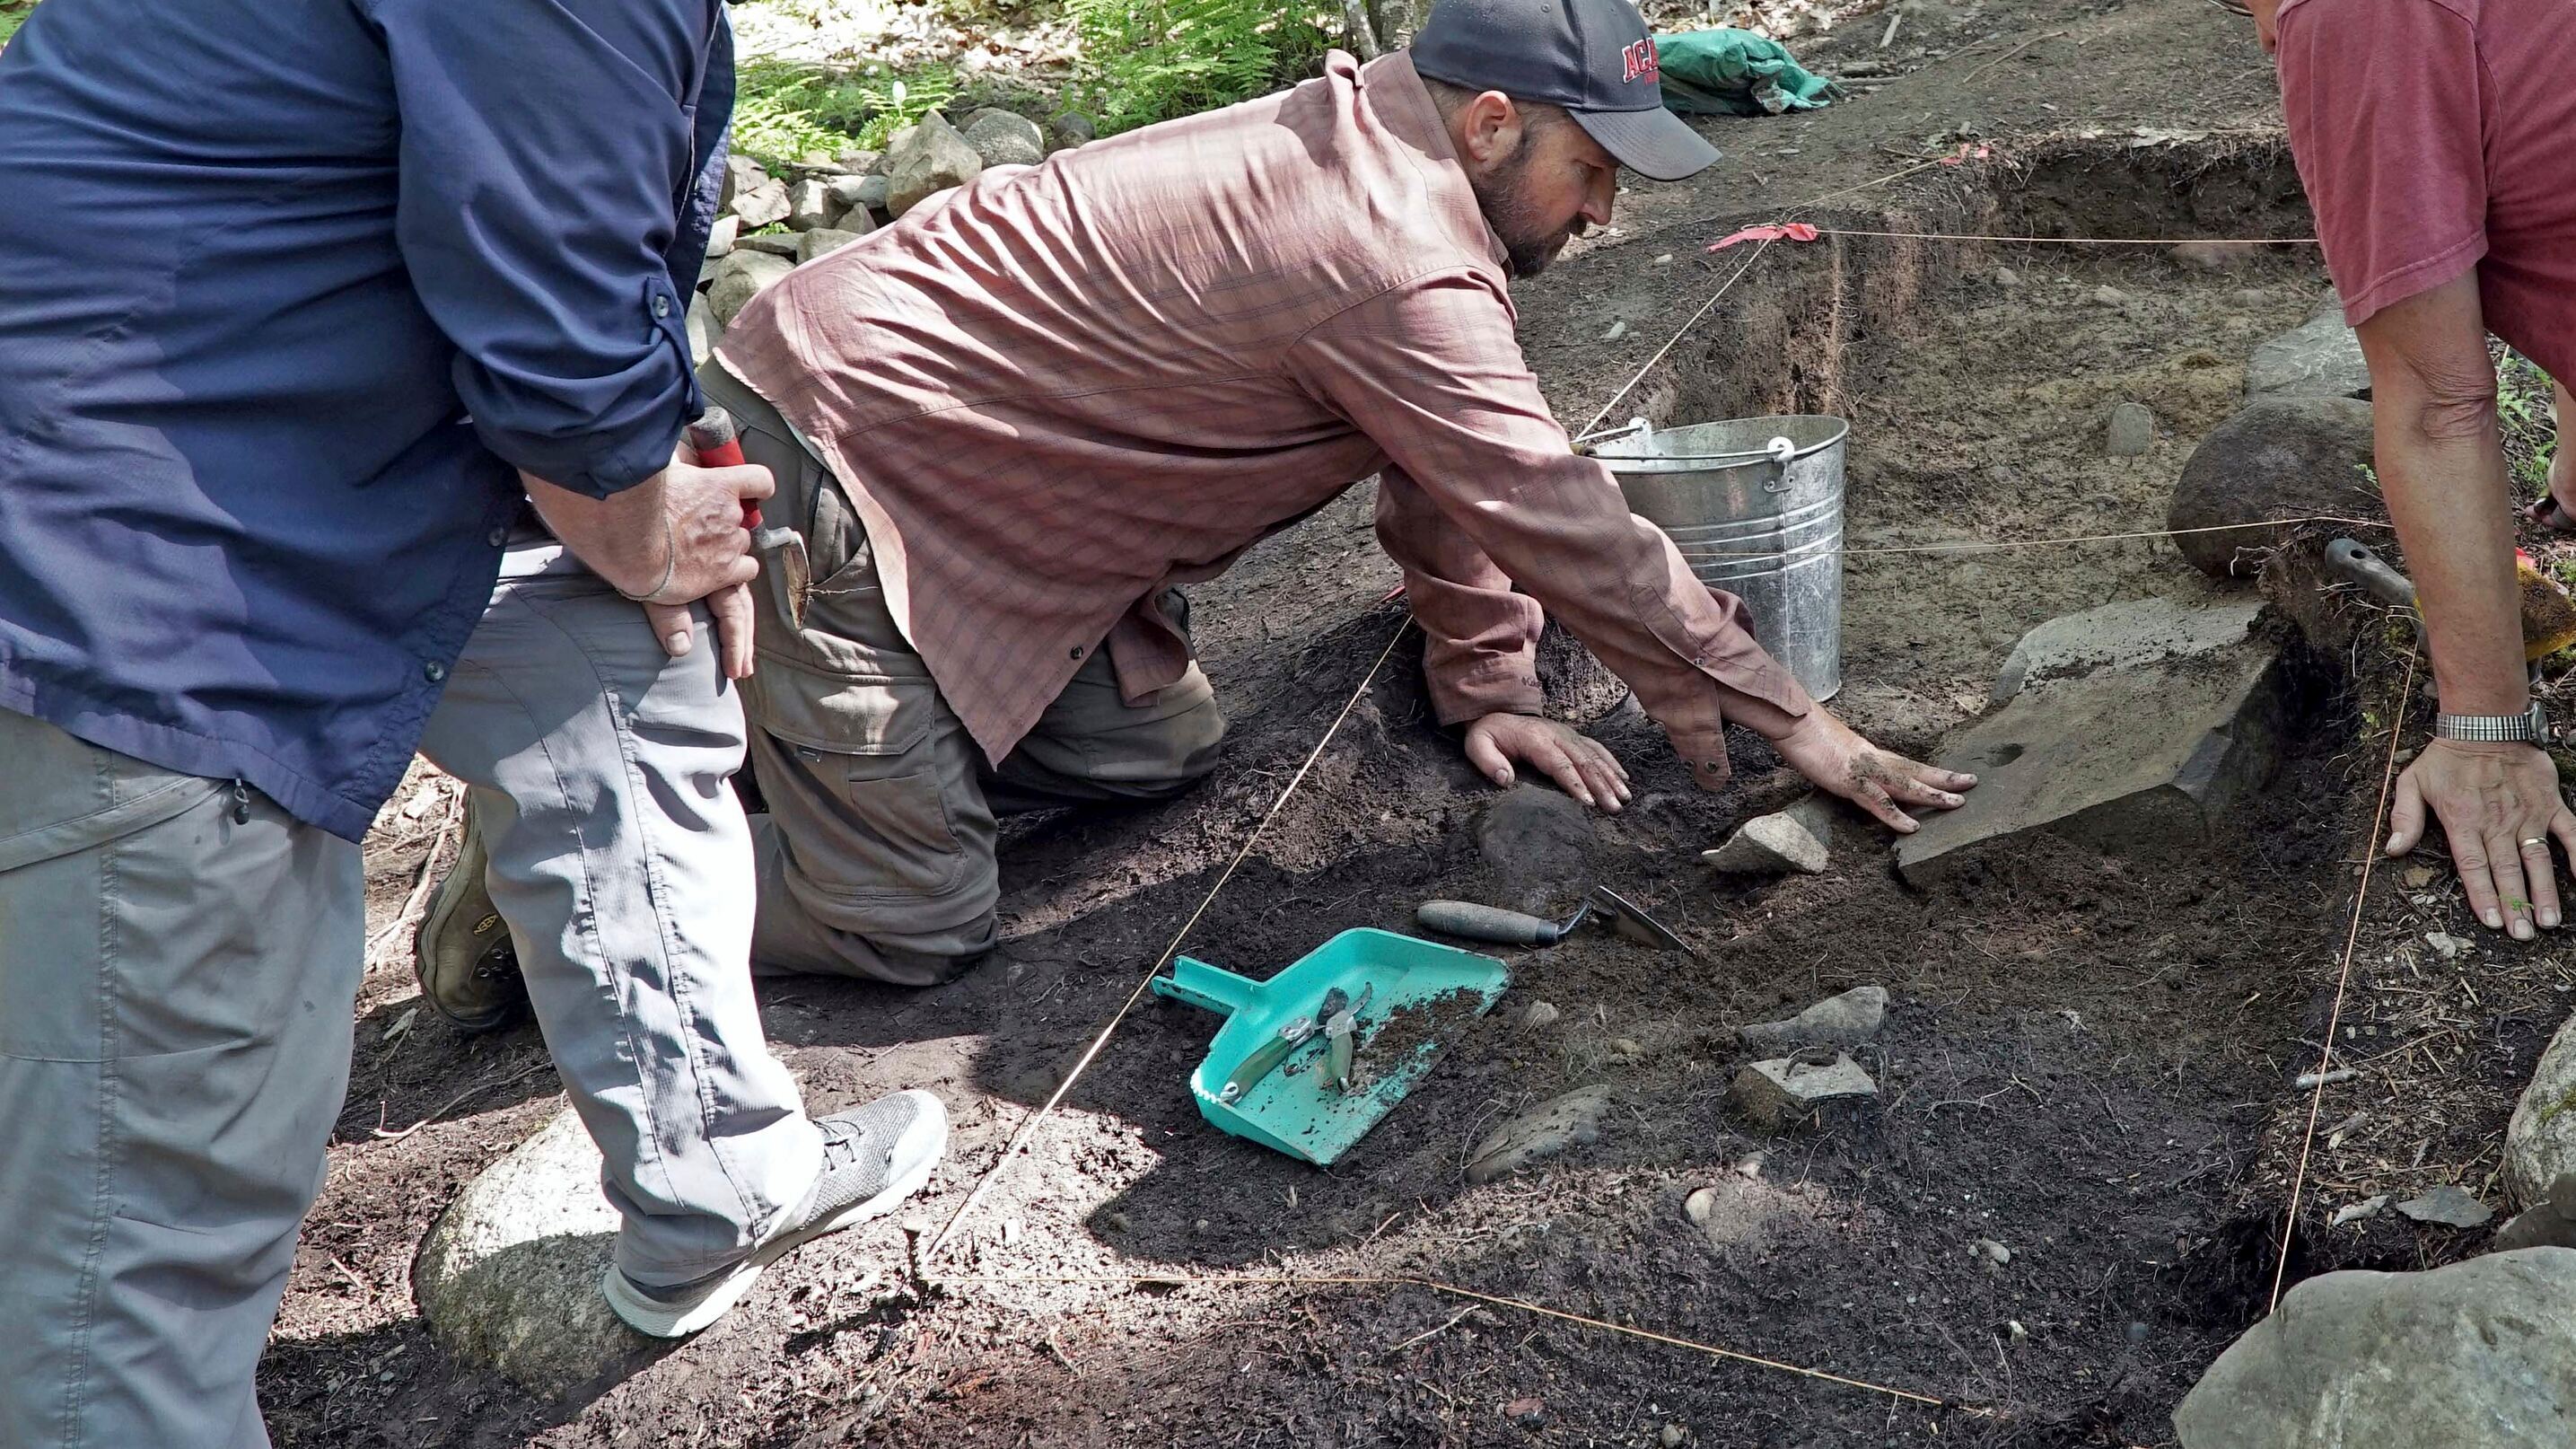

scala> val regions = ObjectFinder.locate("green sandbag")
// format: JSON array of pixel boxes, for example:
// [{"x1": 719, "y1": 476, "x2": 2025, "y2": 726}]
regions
[{"x1": 1654, "y1": 28, "x2": 1842, "y2": 117}]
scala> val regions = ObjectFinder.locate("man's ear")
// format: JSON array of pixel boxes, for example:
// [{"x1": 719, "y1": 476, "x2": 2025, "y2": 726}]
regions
[{"x1": 1455, "y1": 89, "x2": 1523, "y2": 167}]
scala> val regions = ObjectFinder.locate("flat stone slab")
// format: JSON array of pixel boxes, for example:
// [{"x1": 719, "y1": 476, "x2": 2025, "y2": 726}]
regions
[
  {"x1": 1701, "y1": 811, "x2": 1828, "y2": 875},
  {"x1": 1992, "y1": 596, "x2": 2268, "y2": 703},
  {"x1": 2246, "y1": 297, "x2": 2371, "y2": 403},
  {"x1": 2174, "y1": 1250, "x2": 2576, "y2": 1449},
  {"x1": 1898, "y1": 602, "x2": 2286, "y2": 886},
  {"x1": 413, "y1": 1107, "x2": 642, "y2": 1392},
  {"x1": 1466, "y1": 1087, "x2": 1611, "y2": 1184},
  {"x1": 1737, "y1": 986, "x2": 1888, "y2": 1050}
]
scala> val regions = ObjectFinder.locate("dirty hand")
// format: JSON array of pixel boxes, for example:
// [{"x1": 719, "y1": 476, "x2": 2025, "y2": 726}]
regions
[
  {"x1": 1462, "y1": 713, "x2": 1633, "y2": 812},
  {"x1": 641, "y1": 581, "x2": 758, "y2": 680},
  {"x1": 2386, "y1": 739, "x2": 2576, "y2": 939},
  {"x1": 1768, "y1": 710, "x2": 1975, "y2": 834}
]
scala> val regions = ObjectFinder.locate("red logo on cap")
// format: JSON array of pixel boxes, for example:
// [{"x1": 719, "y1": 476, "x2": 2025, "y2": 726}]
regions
[{"x1": 1620, "y1": 39, "x2": 1660, "y2": 83}]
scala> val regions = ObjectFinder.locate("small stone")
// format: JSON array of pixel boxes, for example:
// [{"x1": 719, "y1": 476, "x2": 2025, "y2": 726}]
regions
[
  {"x1": 1738, "y1": 985, "x2": 1888, "y2": 1050},
  {"x1": 2328, "y1": 1194, "x2": 2388, "y2": 1228},
  {"x1": 1520, "y1": 1000, "x2": 1562, "y2": 1031},
  {"x1": 2007, "y1": 1320, "x2": 2028, "y2": 1342},
  {"x1": 1701, "y1": 812, "x2": 1828, "y2": 875},
  {"x1": 836, "y1": 147, "x2": 884, "y2": 175},
  {"x1": 1661, "y1": 1425, "x2": 1687, "y2": 1446},
  {"x1": 796, "y1": 228, "x2": 863, "y2": 265},
  {"x1": 720, "y1": 154, "x2": 769, "y2": 213},
  {"x1": 2401, "y1": 865, "x2": 2438, "y2": 890},
  {"x1": 1730, "y1": 1051, "x2": 1877, "y2": 1131},
  {"x1": 853, "y1": 173, "x2": 892, "y2": 214},
  {"x1": 2425, "y1": 931, "x2": 2468, "y2": 961},
  {"x1": 2394, "y1": 1184, "x2": 2493, "y2": 1228},
  {"x1": 1971, "y1": 1237, "x2": 2011, "y2": 1272},
  {"x1": 1503, "y1": 1398, "x2": 1545, "y2": 1427},
  {"x1": 730, "y1": 177, "x2": 792, "y2": 230},
  {"x1": 1194, "y1": 1217, "x2": 1210, "y2": 1232},
  {"x1": 2091, "y1": 285, "x2": 2129, "y2": 307},
  {"x1": 2105, "y1": 401, "x2": 2156, "y2": 457},
  {"x1": 704, "y1": 213, "x2": 739, "y2": 259},
  {"x1": 825, "y1": 173, "x2": 872, "y2": 213},
  {"x1": 2126, "y1": 1320, "x2": 2151, "y2": 1343},
  {"x1": 1608, "y1": 1037, "x2": 1643, "y2": 1059},
  {"x1": 786, "y1": 178, "x2": 835, "y2": 231},
  {"x1": 1466, "y1": 1087, "x2": 1611, "y2": 1183},
  {"x1": 1046, "y1": 110, "x2": 1098, "y2": 152},
  {"x1": 708, "y1": 250, "x2": 795, "y2": 327},
  {"x1": 2247, "y1": 297, "x2": 2371, "y2": 402},
  {"x1": 884, "y1": 110, "x2": 986, "y2": 218},
  {"x1": 2169, "y1": 240, "x2": 2263, "y2": 269},
  {"x1": 1993, "y1": 266, "x2": 2020, "y2": 286},
  {"x1": 2491, "y1": 1174, "x2": 2576, "y2": 1251},
  {"x1": 959, "y1": 107, "x2": 1047, "y2": 169},
  {"x1": 738, "y1": 232, "x2": 802, "y2": 258},
  {"x1": 1104, "y1": 1211, "x2": 1131, "y2": 1234}
]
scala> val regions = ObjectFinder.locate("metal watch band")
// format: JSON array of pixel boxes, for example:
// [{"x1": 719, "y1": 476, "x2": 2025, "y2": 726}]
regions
[{"x1": 2434, "y1": 700, "x2": 2550, "y2": 743}]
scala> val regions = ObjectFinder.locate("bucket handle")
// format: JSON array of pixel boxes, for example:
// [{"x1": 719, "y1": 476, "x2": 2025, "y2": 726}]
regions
[{"x1": 1573, "y1": 417, "x2": 1805, "y2": 488}]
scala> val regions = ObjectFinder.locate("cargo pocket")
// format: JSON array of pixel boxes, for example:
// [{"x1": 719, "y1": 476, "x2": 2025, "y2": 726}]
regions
[{"x1": 748, "y1": 657, "x2": 971, "y2": 903}]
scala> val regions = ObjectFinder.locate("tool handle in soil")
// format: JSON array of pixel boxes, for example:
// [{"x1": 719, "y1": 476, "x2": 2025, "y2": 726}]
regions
[
  {"x1": 688, "y1": 407, "x2": 762, "y2": 531},
  {"x1": 1415, "y1": 900, "x2": 1561, "y2": 945}
]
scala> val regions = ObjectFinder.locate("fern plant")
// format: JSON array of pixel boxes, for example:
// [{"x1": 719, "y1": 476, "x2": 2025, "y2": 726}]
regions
[{"x1": 1065, "y1": 0, "x2": 1333, "y2": 135}]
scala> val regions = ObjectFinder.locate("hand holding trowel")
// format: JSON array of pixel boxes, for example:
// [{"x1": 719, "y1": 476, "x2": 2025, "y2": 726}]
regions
[{"x1": 688, "y1": 406, "x2": 813, "y2": 631}]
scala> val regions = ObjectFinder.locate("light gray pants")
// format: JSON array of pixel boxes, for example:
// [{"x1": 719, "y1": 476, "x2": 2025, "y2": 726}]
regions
[
  {"x1": 0, "y1": 709, "x2": 362, "y2": 1449},
  {"x1": 416, "y1": 543, "x2": 822, "y2": 1287}
]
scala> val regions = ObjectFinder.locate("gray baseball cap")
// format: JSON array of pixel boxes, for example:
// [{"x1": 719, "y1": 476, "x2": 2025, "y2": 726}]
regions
[{"x1": 1410, "y1": 0, "x2": 1720, "y2": 181}]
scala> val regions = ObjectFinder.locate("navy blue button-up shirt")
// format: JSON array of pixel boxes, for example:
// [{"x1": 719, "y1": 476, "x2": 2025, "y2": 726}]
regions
[{"x1": 0, "y1": 0, "x2": 733, "y2": 839}]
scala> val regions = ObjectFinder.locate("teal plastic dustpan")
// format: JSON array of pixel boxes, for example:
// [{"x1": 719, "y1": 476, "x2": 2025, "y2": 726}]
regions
[{"x1": 1150, "y1": 928, "x2": 1508, "y2": 1165}]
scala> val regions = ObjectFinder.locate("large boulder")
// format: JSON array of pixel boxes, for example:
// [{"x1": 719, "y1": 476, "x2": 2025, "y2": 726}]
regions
[
  {"x1": 413, "y1": 1108, "x2": 642, "y2": 1392},
  {"x1": 959, "y1": 107, "x2": 1046, "y2": 169},
  {"x1": 2173, "y1": 1249, "x2": 2576, "y2": 1448},
  {"x1": 2169, "y1": 398, "x2": 2379, "y2": 578},
  {"x1": 707, "y1": 250, "x2": 794, "y2": 327},
  {"x1": 2503, "y1": 1011, "x2": 2576, "y2": 1205},
  {"x1": 884, "y1": 110, "x2": 986, "y2": 218}
]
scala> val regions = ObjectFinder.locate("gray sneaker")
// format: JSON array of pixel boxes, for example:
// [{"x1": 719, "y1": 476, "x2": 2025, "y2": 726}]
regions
[
  {"x1": 600, "y1": 1089, "x2": 950, "y2": 1339},
  {"x1": 411, "y1": 812, "x2": 527, "y2": 1032}
]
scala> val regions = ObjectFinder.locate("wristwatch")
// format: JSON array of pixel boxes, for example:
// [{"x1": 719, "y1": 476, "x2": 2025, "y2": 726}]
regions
[{"x1": 2434, "y1": 698, "x2": 2553, "y2": 744}]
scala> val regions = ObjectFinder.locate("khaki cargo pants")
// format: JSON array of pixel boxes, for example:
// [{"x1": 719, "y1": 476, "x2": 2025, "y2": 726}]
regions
[{"x1": 703, "y1": 364, "x2": 1227, "y2": 985}]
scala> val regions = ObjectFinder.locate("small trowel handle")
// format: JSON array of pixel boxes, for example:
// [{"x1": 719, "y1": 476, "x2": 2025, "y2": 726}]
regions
[
  {"x1": 1415, "y1": 900, "x2": 1562, "y2": 946},
  {"x1": 688, "y1": 407, "x2": 761, "y2": 531}
]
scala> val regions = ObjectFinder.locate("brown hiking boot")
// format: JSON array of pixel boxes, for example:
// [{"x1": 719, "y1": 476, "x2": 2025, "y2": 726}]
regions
[{"x1": 411, "y1": 812, "x2": 526, "y2": 1032}]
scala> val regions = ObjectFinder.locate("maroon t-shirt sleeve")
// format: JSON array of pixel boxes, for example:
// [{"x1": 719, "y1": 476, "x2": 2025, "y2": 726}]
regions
[{"x1": 2276, "y1": 0, "x2": 2490, "y2": 327}]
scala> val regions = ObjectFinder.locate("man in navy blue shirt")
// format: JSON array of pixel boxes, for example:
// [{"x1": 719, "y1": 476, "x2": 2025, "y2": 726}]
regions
[{"x1": 0, "y1": 4, "x2": 946, "y2": 1443}]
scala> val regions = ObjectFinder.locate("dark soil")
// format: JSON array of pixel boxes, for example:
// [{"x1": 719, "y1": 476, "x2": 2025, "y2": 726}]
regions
[{"x1": 251, "y1": 4, "x2": 2488, "y2": 1446}]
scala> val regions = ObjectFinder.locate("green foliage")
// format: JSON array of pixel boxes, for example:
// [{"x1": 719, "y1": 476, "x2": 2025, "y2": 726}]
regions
[
  {"x1": 2497, "y1": 348, "x2": 2560, "y2": 496},
  {"x1": 1065, "y1": 0, "x2": 1333, "y2": 135},
  {"x1": 0, "y1": 2, "x2": 36, "y2": 48},
  {"x1": 731, "y1": 59, "x2": 958, "y2": 169}
]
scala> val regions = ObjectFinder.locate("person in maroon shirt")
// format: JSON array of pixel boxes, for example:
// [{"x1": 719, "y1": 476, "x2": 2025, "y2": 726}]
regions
[{"x1": 2232, "y1": 0, "x2": 2576, "y2": 939}]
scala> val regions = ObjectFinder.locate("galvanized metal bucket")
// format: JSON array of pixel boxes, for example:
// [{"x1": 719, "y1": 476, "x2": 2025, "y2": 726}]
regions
[{"x1": 1582, "y1": 415, "x2": 1849, "y2": 701}]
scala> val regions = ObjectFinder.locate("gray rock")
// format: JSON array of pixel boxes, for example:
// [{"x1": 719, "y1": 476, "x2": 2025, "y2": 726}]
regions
[
  {"x1": 1047, "y1": 110, "x2": 1098, "y2": 150},
  {"x1": 2247, "y1": 298, "x2": 2371, "y2": 403},
  {"x1": 959, "y1": 107, "x2": 1046, "y2": 169},
  {"x1": 2106, "y1": 401, "x2": 2157, "y2": 457},
  {"x1": 826, "y1": 173, "x2": 872, "y2": 213},
  {"x1": 796, "y1": 228, "x2": 863, "y2": 265},
  {"x1": 2173, "y1": 1250, "x2": 2576, "y2": 1449},
  {"x1": 1730, "y1": 1051, "x2": 1878, "y2": 1131},
  {"x1": 837, "y1": 147, "x2": 885, "y2": 176},
  {"x1": 1993, "y1": 266, "x2": 2020, "y2": 287},
  {"x1": 2505, "y1": 1013, "x2": 2576, "y2": 1204},
  {"x1": 2394, "y1": 1185, "x2": 2493, "y2": 1228},
  {"x1": 1466, "y1": 1087, "x2": 1611, "y2": 1183},
  {"x1": 1992, "y1": 596, "x2": 2268, "y2": 703},
  {"x1": 685, "y1": 292, "x2": 718, "y2": 369},
  {"x1": 1897, "y1": 603, "x2": 2287, "y2": 886},
  {"x1": 413, "y1": 1108, "x2": 641, "y2": 1391},
  {"x1": 852, "y1": 173, "x2": 891, "y2": 213},
  {"x1": 2328, "y1": 1195, "x2": 2388, "y2": 1229},
  {"x1": 828, "y1": 202, "x2": 879, "y2": 236},
  {"x1": 884, "y1": 110, "x2": 986, "y2": 218},
  {"x1": 730, "y1": 177, "x2": 792, "y2": 230},
  {"x1": 2492, "y1": 1176, "x2": 2576, "y2": 1251},
  {"x1": 1683, "y1": 1172, "x2": 1825, "y2": 1251},
  {"x1": 1738, "y1": 986, "x2": 1888, "y2": 1050},
  {"x1": 2091, "y1": 285, "x2": 2129, "y2": 307},
  {"x1": 1476, "y1": 786, "x2": 1597, "y2": 913},
  {"x1": 1701, "y1": 812, "x2": 1828, "y2": 875},
  {"x1": 1970, "y1": 1237, "x2": 2011, "y2": 1272},
  {"x1": 704, "y1": 213, "x2": 739, "y2": 259},
  {"x1": 785, "y1": 178, "x2": 835, "y2": 232},
  {"x1": 720, "y1": 155, "x2": 769, "y2": 214},
  {"x1": 737, "y1": 232, "x2": 802, "y2": 259},
  {"x1": 708, "y1": 250, "x2": 794, "y2": 328},
  {"x1": 1520, "y1": 1000, "x2": 1562, "y2": 1031},
  {"x1": 2168, "y1": 398, "x2": 2378, "y2": 578}
]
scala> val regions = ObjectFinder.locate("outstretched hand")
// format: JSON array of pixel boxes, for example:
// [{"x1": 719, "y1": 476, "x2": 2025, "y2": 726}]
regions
[
  {"x1": 1462, "y1": 713, "x2": 1633, "y2": 812},
  {"x1": 1768, "y1": 710, "x2": 1976, "y2": 833},
  {"x1": 2386, "y1": 739, "x2": 2576, "y2": 939}
]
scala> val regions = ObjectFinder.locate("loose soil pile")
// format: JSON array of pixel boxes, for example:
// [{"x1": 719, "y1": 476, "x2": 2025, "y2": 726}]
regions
[{"x1": 257, "y1": 6, "x2": 2522, "y2": 1446}]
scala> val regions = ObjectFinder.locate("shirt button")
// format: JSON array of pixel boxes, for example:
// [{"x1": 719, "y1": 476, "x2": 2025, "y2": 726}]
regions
[
  {"x1": 653, "y1": 294, "x2": 672, "y2": 319},
  {"x1": 423, "y1": 662, "x2": 448, "y2": 683},
  {"x1": 1069, "y1": 645, "x2": 1084, "y2": 660},
  {"x1": 486, "y1": 527, "x2": 508, "y2": 547}
]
